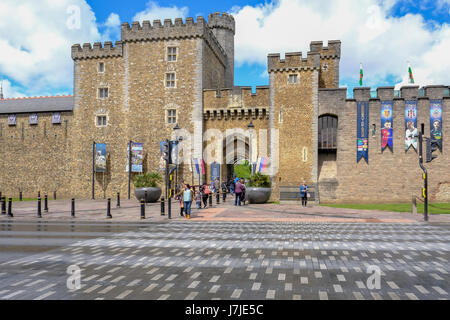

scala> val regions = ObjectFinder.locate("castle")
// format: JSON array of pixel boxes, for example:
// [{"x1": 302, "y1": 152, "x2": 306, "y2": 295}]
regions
[{"x1": 0, "y1": 12, "x2": 449, "y2": 203}]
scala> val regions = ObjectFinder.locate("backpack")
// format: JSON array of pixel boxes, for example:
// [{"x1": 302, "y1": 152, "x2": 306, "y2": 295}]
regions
[{"x1": 204, "y1": 185, "x2": 210, "y2": 194}]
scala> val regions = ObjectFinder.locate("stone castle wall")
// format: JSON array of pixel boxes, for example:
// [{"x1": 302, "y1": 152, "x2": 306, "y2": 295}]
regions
[
  {"x1": 319, "y1": 86, "x2": 450, "y2": 203},
  {"x1": 0, "y1": 111, "x2": 73, "y2": 198}
]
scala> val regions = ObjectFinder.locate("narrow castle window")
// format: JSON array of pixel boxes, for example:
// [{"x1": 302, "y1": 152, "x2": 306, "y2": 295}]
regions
[
  {"x1": 166, "y1": 73, "x2": 176, "y2": 88},
  {"x1": 302, "y1": 147, "x2": 308, "y2": 162},
  {"x1": 289, "y1": 74, "x2": 298, "y2": 84},
  {"x1": 322, "y1": 63, "x2": 328, "y2": 71},
  {"x1": 167, "y1": 109, "x2": 177, "y2": 124},
  {"x1": 279, "y1": 109, "x2": 283, "y2": 123},
  {"x1": 167, "y1": 47, "x2": 177, "y2": 62},
  {"x1": 99, "y1": 62, "x2": 105, "y2": 73},
  {"x1": 96, "y1": 115, "x2": 107, "y2": 127},
  {"x1": 98, "y1": 88, "x2": 109, "y2": 98}
]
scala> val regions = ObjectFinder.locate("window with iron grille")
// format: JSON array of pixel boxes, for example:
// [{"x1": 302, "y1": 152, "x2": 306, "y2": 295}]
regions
[
  {"x1": 166, "y1": 73, "x2": 176, "y2": 88},
  {"x1": 167, "y1": 47, "x2": 177, "y2": 62},
  {"x1": 318, "y1": 115, "x2": 338, "y2": 149},
  {"x1": 167, "y1": 109, "x2": 176, "y2": 124}
]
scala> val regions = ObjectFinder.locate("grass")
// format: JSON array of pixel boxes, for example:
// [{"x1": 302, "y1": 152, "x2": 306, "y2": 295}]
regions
[{"x1": 320, "y1": 203, "x2": 450, "y2": 214}]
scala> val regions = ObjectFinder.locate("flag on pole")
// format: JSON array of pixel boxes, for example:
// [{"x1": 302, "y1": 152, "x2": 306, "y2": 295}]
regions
[
  {"x1": 259, "y1": 157, "x2": 266, "y2": 173},
  {"x1": 201, "y1": 159, "x2": 205, "y2": 175},
  {"x1": 359, "y1": 63, "x2": 363, "y2": 86},
  {"x1": 193, "y1": 158, "x2": 200, "y2": 175},
  {"x1": 408, "y1": 62, "x2": 414, "y2": 84}
]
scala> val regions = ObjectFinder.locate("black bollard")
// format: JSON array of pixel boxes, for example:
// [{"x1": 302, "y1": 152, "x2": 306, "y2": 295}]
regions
[
  {"x1": 7, "y1": 198, "x2": 13, "y2": 217},
  {"x1": 53, "y1": 191, "x2": 57, "y2": 200},
  {"x1": 209, "y1": 193, "x2": 212, "y2": 207},
  {"x1": 44, "y1": 195, "x2": 48, "y2": 212},
  {"x1": 140, "y1": 199, "x2": 145, "y2": 219},
  {"x1": 107, "y1": 198, "x2": 112, "y2": 219},
  {"x1": 216, "y1": 192, "x2": 220, "y2": 204},
  {"x1": 117, "y1": 192, "x2": 120, "y2": 208},
  {"x1": 168, "y1": 196, "x2": 171, "y2": 219},
  {"x1": 38, "y1": 191, "x2": 41, "y2": 198},
  {"x1": 1, "y1": 197, "x2": 6, "y2": 215},
  {"x1": 71, "y1": 198, "x2": 75, "y2": 218},
  {"x1": 223, "y1": 191, "x2": 226, "y2": 202},
  {"x1": 37, "y1": 197, "x2": 42, "y2": 218},
  {"x1": 19, "y1": 191, "x2": 22, "y2": 201},
  {"x1": 160, "y1": 197, "x2": 165, "y2": 215}
]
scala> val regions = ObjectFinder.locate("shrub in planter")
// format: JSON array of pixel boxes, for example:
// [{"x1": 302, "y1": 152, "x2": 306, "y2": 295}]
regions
[
  {"x1": 246, "y1": 172, "x2": 272, "y2": 204},
  {"x1": 133, "y1": 172, "x2": 163, "y2": 202}
]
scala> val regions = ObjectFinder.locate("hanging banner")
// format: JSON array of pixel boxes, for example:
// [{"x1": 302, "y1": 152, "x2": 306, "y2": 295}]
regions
[
  {"x1": 201, "y1": 159, "x2": 206, "y2": 175},
  {"x1": 381, "y1": 101, "x2": 393, "y2": 152},
  {"x1": 126, "y1": 142, "x2": 144, "y2": 172},
  {"x1": 211, "y1": 162, "x2": 220, "y2": 182},
  {"x1": 95, "y1": 143, "x2": 107, "y2": 173},
  {"x1": 430, "y1": 100, "x2": 443, "y2": 151},
  {"x1": 357, "y1": 101, "x2": 369, "y2": 163},
  {"x1": 405, "y1": 101, "x2": 418, "y2": 151}
]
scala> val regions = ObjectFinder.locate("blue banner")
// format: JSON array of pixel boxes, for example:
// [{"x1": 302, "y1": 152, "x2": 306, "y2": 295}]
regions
[
  {"x1": 430, "y1": 100, "x2": 443, "y2": 151},
  {"x1": 405, "y1": 101, "x2": 418, "y2": 151},
  {"x1": 357, "y1": 101, "x2": 369, "y2": 163},
  {"x1": 381, "y1": 101, "x2": 393, "y2": 151}
]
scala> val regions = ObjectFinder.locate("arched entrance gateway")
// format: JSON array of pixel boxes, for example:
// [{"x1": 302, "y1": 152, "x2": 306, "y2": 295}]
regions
[
  {"x1": 318, "y1": 114, "x2": 338, "y2": 200},
  {"x1": 223, "y1": 133, "x2": 250, "y2": 182}
]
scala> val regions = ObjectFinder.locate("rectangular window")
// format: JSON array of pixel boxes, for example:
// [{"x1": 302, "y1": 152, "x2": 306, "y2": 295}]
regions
[
  {"x1": 99, "y1": 62, "x2": 105, "y2": 73},
  {"x1": 289, "y1": 74, "x2": 298, "y2": 84},
  {"x1": 98, "y1": 88, "x2": 109, "y2": 98},
  {"x1": 167, "y1": 47, "x2": 177, "y2": 62},
  {"x1": 166, "y1": 73, "x2": 176, "y2": 88},
  {"x1": 167, "y1": 109, "x2": 176, "y2": 124},
  {"x1": 97, "y1": 115, "x2": 107, "y2": 127}
]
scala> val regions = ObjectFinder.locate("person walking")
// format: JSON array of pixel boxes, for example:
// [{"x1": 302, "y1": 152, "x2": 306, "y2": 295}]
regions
[
  {"x1": 229, "y1": 178, "x2": 235, "y2": 195},
  {"x1": 240, "y1": 178, "x2": 246, "y2": 206},
  {"x1": 201, "y1": 183, "x2": 209, "y2": 208},
  {"x1": 235, "y1": 178, "x2": 243, "y2": 206},
  {"x1": 194, "y1": 186, "x2": 202, "y2": 209},
  {"x1": 183, "y1": 184, "x2": 193, "y2": 219},
  {"x1": 300, "y1": 181, "x2": 309, "y2": 208}
]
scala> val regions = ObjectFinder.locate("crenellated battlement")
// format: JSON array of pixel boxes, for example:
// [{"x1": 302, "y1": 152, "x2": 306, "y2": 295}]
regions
[
  {"x1": 310, "y1": 40, "x2": 341, "y2": 58},
  {"x1": 120, "y1": 16, "x2": 227, "y2": 66},
  {"x1": 349, "y1": 85, "x2": 450, "y2": 101},
  {"x1": 204, "y1": 86, "x2": 270, "y2": 111},
  {"x1": 208, "y1": 12, "x2": 235, "y2": 35},
  {"x1": 267, "y1": 51, "x2": 320, "y2": 72},
  {"x1": 71, "y1": 41, "x2": 123, "y2": 60}
]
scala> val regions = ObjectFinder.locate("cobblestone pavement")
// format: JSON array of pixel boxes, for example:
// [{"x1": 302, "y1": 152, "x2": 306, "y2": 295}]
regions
[{"x1": 0, "y1": 220, "x2": 448, "y2": 300}]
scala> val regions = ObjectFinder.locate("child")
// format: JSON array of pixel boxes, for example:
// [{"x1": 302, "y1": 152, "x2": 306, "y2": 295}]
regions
[{"x1": 194, "y1": 187, "x2": 202, "y2": 209}]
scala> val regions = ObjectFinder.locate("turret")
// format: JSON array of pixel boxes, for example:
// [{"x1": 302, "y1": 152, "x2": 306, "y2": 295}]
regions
[{"x1": 208, "y1": 12, "x2": 235, "y2": 88}]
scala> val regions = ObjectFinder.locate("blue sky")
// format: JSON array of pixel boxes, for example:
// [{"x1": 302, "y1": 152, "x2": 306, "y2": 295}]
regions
[{"x1": 0, "y1": 0, "x2": 449, "y2": 98}]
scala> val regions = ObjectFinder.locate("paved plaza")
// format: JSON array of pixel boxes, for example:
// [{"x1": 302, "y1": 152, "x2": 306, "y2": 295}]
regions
[{"x1": 0, "y1": 209, "x2": 449, "y2": 300}]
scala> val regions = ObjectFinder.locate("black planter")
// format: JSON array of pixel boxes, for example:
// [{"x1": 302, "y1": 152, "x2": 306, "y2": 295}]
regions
[
  {"x1": 246, "y1": 187, "x2": 271, "y2": 204},
  {"x1": 134, "y1": 187, "x2": 162, "y2": 203}
]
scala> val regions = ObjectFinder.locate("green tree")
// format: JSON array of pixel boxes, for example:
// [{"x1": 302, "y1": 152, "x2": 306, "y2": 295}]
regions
[
  {"x1": 134, "y1": 172, "x2": 163, "y2": 188},
  {"x1": 233, "y1": 160, "x2": 251, "y2": 179},
  {"x1": 248, "y1": 172, "x2": 271, "y2": 188}
]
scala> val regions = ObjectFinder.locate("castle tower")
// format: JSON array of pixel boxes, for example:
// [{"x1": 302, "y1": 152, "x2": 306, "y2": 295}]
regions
[
  {"x1": 268, "y1": 48, "x2": 321, "y2": 200},
  {"x1": 208, "y1": 12, "x2": 235, "y2": 88},
  {"x1": 310, "y1": 40, "x2": 341, "y2": 88}
]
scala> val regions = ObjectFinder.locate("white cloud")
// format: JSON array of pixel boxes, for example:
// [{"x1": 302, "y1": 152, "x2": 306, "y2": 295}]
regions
[
  {"x1": 132, "y1": 1, "x2": 189, "y2": 23},
  {"x1": 0, "y1": 0, "x2": 102, "y2": 96},
  {"x1": 231, "y1": 0, "x2": 450, "y2": 89},
  {"x1": 105, "y1": 13, "x2": 120, "y2": 28},
  {"x1": 0, "y1": 79, "x2": 27, "y2": 98}
]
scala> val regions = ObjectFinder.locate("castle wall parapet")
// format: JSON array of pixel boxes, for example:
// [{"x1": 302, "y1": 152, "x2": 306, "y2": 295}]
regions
[
  {"x1": 350, "y1": 85, "x2": 450, "y2": 101},
  {"x1": 203, "y1": 107, "x2": 269, "y2": 121},
  {"x1": 204, "y1": 86, "x2": 269, "y2": 110},
  {"x1": 120, "y1": 17, "x2": 227, "y2": 66},
  {"x1": 309, "y1": 40, "x2": 341, "y2": 58},
  {"x1": 71, "y1": 41, "x2": 123, "y2": 60},
  {"x1": 208, "y1": 12, "x2": 235, "y2": 35},
  {"x1": 268, "y1": 51, "x2": 320, "y2": 72}
]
